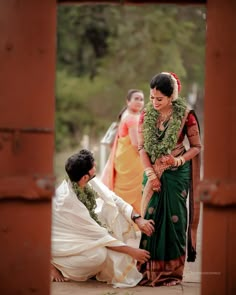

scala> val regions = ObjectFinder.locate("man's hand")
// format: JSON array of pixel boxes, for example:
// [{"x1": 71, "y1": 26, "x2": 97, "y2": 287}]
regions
[
  {"x1": 130, "y1": 248, "x2": 150, "y2": 264},
  {"x1": 107, "y1": 245, "x2": 150, "y2": 264},
  {"x1": 135, "y1": 218, "x2": 155, "y2": 237}
]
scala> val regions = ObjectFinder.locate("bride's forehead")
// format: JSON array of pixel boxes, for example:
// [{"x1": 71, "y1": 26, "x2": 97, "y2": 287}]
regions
[{"x1": 150, "y1": 89, "x2": 164, "y2": 97}]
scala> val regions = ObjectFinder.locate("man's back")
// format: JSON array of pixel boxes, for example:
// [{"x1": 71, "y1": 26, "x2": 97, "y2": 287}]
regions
[{"x1": 52, "y1": 180, "x2": 122, "y2": 256}]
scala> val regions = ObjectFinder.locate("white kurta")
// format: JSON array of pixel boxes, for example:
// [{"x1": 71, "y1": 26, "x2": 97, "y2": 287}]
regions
[{"x1": 51, "y1": 178, "x2": 142, "y2": 288}]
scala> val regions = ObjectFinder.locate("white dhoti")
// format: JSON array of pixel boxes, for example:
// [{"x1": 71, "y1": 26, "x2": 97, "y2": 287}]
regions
[
  {"x1": 52, "y1": 247, "x2": 107, "y2": 281},
  {"x1": 51, "y1": 179, "x2": 142, "y2": 288}
]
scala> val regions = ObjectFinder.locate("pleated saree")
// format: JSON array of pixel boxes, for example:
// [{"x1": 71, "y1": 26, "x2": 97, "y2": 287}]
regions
[{"x1": 139, "y1": 163, "x2": 190, "y2": 285}]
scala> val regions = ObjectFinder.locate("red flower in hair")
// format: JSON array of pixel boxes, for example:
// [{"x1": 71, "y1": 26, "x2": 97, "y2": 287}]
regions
[{"x1": 170, "y1": 72, "x2": 181, "y2": 93}]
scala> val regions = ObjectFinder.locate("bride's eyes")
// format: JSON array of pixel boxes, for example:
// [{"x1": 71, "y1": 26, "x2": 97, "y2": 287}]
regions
[{"x1": 150, "y1": 96, "x2": 162, "y2": 102}]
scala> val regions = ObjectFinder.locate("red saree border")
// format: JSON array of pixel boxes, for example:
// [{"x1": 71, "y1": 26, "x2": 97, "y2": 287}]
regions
[{"x1": 138, "y1": 255, "x2": 185, "y2": 286}]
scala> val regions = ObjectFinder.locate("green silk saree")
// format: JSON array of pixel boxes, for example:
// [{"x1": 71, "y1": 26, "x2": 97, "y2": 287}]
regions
[{"x1": 139, "y1": 162, "x2": 191, "y2": 285}]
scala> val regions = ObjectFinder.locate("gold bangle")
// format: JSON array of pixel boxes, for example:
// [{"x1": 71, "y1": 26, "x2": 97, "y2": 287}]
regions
[
  {"x1": 138, "y1": 145, "x2": 144, "y2": 151},
  {"x1": 179, "y1": 156, "x2": 185, "y2": 165},
  {"x1": 145, "y1": 167, "x2": 154, "y2": 172},
  {"x1": 147, "y1": 174, "x2": 157, "y2": 181},
  {"x1": 178, "y1": 158, "x2": 181, "y2": 167},
  {"x1": 176, "y1": 157, "x2": 183, "y2": 167},
  {"x1": 175, "y1": 157, "x2": 180, "y2": 167},
  {"x1": 145, "y1": 167, "x2": 155, "y2": 174}
]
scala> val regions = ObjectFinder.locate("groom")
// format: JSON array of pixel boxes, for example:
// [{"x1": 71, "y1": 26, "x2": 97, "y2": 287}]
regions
[{"x1": 51, "y1": 149, "x2": 155, "y2": 287}]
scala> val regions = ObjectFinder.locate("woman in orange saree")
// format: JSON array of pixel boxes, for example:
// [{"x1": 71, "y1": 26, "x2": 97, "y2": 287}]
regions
[
  {"x1": 137, "y1": 72, "x2": 202, "y2": 286},
  {"x1": 101, "y1": 89, "x2": 144, "y2": 214}
]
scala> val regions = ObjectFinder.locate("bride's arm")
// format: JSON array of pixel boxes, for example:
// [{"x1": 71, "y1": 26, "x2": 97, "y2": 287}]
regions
[{"x1": 181, "y1": 111, "x2": 202, "y2": 162}]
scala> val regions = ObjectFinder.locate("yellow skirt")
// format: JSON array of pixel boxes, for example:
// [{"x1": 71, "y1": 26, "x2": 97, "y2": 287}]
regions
[{"x1": 114, "y1": 136, "x2": 143, "y2": 214}]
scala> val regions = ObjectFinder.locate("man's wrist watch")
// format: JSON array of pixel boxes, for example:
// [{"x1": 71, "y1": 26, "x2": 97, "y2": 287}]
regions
[{"x1": 132, "y1": 214, "x2": 141, "y2": 222}]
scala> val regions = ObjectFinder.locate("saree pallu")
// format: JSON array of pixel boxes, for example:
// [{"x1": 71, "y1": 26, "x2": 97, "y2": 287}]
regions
[
  {"x1": 138, "y1": 161, "x2": 191, "y2": 286},
  {"x1": 113, "y1": 136, "x2": 143, "y2": 214}
]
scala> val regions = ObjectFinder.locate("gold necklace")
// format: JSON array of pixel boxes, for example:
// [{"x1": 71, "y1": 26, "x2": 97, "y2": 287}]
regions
[{"x1": 157, "y1": 108, "x2": 173, "y2": 131}]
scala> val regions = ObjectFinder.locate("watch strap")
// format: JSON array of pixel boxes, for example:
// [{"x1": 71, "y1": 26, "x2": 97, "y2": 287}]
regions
[{"x1": 132, "y1": 214, "x2": 141, "y2": 222}]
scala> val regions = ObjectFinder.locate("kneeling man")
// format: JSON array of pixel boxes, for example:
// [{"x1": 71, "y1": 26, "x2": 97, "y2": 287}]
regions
[{"x1": 51, "y1": 149, "x2": 154, "y2": 288}]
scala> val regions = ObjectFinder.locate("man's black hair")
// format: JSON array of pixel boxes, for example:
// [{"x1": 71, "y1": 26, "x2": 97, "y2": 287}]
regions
[{"x1": 65, "y1": 149, "x2": 94, "y2": 182}]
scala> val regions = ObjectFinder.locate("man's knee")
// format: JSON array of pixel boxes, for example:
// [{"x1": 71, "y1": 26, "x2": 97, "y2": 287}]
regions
[{"x1": 90, "y1": 247, "x2": 107, "y2": 267}]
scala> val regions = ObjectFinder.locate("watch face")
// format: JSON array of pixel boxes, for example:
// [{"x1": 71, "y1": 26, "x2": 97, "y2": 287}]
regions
[{"x1": 132, "y1": 214, "x2": 141, "y2": 221}]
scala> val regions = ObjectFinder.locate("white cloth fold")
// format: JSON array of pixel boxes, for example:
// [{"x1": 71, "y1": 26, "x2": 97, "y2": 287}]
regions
[{"x1": 90, "y1": 177, "x2": 136, "y2": 242}]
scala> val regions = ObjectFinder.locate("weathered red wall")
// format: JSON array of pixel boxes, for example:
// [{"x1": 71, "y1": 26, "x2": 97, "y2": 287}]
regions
[
  {"x1": 1, "y1": 0, "x2": 235, "y2": 294},
  {"x1": 199, "y1": 0, "x2": 236, "y2": 294},
  {"x1": 0, "y1": 1, "x2": 56, "y2": 294}
]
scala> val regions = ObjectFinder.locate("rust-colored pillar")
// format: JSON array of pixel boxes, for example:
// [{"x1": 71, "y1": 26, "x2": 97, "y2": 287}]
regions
[
  {"x1": 0, "y1": 1, "x2": 56, "y2": 295},
  {"x1": 199, "y1": 0, "x2": 236, "y2": 294}
]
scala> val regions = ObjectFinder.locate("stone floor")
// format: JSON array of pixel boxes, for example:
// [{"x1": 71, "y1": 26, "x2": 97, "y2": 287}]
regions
[{"x1": 51, "y1": 280, "x2": 200, "y2": 295}]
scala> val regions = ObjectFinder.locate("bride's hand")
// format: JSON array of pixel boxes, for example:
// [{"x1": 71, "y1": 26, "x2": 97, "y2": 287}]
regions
[
  {"x1": 160, "y1": 154, "x2": 175, "y2": 166},
  {"x1": 151, "y1": 178, "x2": 161, "y2": 192}
]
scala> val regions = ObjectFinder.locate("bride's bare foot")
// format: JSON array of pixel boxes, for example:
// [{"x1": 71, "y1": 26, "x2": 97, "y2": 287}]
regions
[
  {"x1": 51, "y1": 264, "x2": 69, "y2": 282},
  {"x1": 163, "y1": 280, "x2": 180, "y2": 286}
]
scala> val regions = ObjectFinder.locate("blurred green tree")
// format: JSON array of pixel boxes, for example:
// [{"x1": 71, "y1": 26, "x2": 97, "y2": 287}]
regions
[{"x1": 56, "y1": 4, "x2": 206, "y2": 151}]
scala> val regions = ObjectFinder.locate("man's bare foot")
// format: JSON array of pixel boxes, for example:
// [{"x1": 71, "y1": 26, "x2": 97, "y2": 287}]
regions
[
  {"x1": 163, "y1": 280, "x2": 180, "y2": 286},
  {"x1": 51, "y1": 264, "x2": 69, "y2": 282}
]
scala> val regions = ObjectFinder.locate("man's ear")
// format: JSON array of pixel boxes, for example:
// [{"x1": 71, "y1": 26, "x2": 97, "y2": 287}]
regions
[{"x1": 82, "y1": 174, "x2": 89, "y2": 182}]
